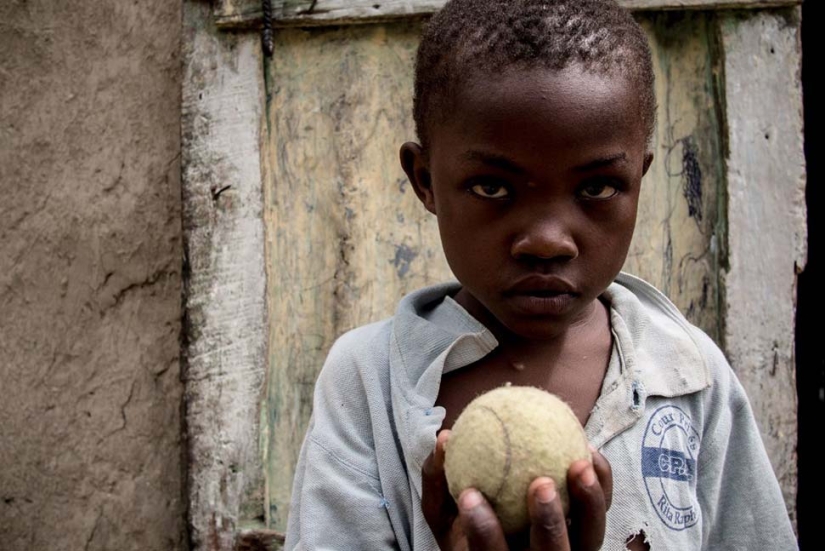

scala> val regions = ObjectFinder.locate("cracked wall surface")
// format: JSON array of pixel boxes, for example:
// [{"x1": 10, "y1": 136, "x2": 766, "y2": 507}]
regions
[{"x1": 0, "y1": 1, "x2": 186, "y2": 549}]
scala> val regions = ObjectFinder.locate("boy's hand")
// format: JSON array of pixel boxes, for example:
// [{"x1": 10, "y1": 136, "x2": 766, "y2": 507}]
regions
[{"x1": 422, "y1": 430, "x2": 613, "y2": 551}]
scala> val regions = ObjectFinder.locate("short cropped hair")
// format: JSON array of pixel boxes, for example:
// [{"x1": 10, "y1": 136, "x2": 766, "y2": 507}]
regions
[{"x1": 413, "y1": 0, "x2": 656, "y2": 149}]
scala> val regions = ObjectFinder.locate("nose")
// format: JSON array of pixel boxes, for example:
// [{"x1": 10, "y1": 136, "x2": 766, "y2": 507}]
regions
[{"x1": 510, "y1": 216, "x2": 579, "y2": 262}]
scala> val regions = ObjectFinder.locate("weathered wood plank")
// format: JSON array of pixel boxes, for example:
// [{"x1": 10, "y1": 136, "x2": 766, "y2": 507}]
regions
[
  {"x1": 261, "y1": 13, "x2": 724, "y2": 532},
  {"x1": 627, "y1": 12, "x2": 725, "y2": 341},
  {"x1": 262, "y1": 22, "x2": 452, "y2": 531},
  {"x1": 719, "y1": 7, "x2": 805, "y2": 523},
  {"x1": 215, "y1": 0, "x2": 802, "y2": 29},
  {"x1": 182, "y1": 1, "x2": 268, "y2": 549}
]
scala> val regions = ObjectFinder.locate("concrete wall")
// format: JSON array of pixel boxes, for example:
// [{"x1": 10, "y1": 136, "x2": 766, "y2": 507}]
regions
[{"x1": 0, "y1": 2, "x2": 186, "y2": 550}]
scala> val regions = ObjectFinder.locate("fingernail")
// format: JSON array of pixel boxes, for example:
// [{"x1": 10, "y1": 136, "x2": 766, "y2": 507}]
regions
[
  {"x1": 581, "y1": 466, "x2": 597, "y2": 487},
  {"x1": 536, "y1": 480, "x2": 556, "y2": 504},
  {"x1": 459, "y1": 488, "x2": 483, "y2": 509}
]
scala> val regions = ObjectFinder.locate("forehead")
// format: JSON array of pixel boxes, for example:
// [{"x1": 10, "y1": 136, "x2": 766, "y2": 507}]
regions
[{"x1": 429, "y1": 66, "x2": 648, "y2": 167}]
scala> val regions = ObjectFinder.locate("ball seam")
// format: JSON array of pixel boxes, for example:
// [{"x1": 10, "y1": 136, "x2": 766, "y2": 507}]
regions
[{"x1": 477, "y1": 404, "x2": 513, "y2": 503}]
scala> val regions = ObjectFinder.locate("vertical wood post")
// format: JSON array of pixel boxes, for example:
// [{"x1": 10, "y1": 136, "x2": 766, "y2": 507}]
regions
[
  {"x1": 182, "y1": 1, "x2": 269, "y2": 548},
  {"x1": 720, "y1": 7, "x2": 806, "y2": 522}
]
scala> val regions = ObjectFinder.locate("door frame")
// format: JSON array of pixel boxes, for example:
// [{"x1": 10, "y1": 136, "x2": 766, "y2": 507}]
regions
[{"x1": 181, "y1": 1, "x2": 806, "y2": 548}]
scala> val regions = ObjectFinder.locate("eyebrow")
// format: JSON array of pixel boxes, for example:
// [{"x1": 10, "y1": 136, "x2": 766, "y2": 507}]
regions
[
  {"x1": 573, "y1": 152, "x2": 628, "y2": 172},
  {"x1": 460, "y1": 150, "x2": 628, "y2": 174},
  {"x1": 460, "y1": 150, "x2": 527, "y2": 175}
]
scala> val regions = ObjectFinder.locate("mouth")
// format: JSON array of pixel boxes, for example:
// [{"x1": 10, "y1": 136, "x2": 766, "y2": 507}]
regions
[
  {"x1": 503, "y1": 276, "x2": 579, "y2": 315},
  {"x1": 505, "y1": 274, "x2": 578, "y2": 295},
  {"x1": 519, "y1": 289, "x2": 573, "y2": 298}
]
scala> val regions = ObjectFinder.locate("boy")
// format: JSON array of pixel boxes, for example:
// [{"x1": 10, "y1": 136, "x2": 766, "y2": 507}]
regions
[{"x1": 284, "y1": 1, "x2": 798, "y2": 549}]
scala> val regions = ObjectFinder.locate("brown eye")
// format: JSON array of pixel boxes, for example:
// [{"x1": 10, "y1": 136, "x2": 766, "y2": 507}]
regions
[
  {"x1": 578, "y1": 181, "x2": 619, "y2": 200},
  {"x1": 470, "y1": 182, "x2": 510, "y2": 199}
]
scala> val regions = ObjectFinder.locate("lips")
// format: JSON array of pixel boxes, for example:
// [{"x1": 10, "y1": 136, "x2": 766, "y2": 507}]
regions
[
  {"x1": 505, "y1": 274, "x2": 578, "y2": 296},
  {"x1": 503, "y1": 275, "x2": 579, "y2": 315}
]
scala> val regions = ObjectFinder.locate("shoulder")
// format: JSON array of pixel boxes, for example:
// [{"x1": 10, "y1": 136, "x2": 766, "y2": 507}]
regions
[
  {"x1": 602, "y1": 276, "x2": 795, "y2": 549},
  {"x1": 313, "y1": 318, "x2": 394, "y2": 409},
  {"x1": 607, "y1": 273, "x2": 715, "y2": 396},
  {"x1": 322, "y1": 319, "x2": 394, "y2": 375},
  {"x1": 302, "y1": 319, "x2": 395, "y2": 474},
  {"x1": 609, "y1": 273, "x2": 751, "y2": 424},
  {"x1": 319, "y1": 281, "x2": 464, "y2": 381},
  {"x1": 685, "y1": 323, "x2": 748, "y2": 403},
  {"x1": 610, "y1": 272, "x2": 714, "y2": 355}
]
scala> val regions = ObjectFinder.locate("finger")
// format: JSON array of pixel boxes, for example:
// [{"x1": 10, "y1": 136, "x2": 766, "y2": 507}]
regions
[
  {"x1": 458, "y1": 489, "x2": 509, "y2": 551},
  {"x1": 422, "y1": 430, "x2": 457, "y2": 542},
  {"x1": 590, "y1": 446, "x2": 613, "y2": 511},
  {"x1": 527, "y1": 477, "x2": 570, "y2": 551},
  {"x1": 567, "y1": 460, "x2": 607, "y2": 551}
]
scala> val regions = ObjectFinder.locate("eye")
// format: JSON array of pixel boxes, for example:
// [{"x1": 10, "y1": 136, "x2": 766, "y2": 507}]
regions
[
  {"x1": 578, "y1": 180, "x2": 619, "y2": 200},
  {"x1": 469, "y1": 181, "x2": 510, "y2": 199}
]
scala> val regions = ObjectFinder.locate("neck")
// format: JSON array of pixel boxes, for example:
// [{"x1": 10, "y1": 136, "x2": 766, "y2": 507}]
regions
[{"x1": 453, "y1": 287, "x2": 605, "y2": 351}]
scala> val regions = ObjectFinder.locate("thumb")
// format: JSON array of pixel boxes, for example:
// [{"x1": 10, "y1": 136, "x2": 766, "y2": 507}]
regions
[{"x1": 422, "y1": 430, "x2": 458, "y2": 542}]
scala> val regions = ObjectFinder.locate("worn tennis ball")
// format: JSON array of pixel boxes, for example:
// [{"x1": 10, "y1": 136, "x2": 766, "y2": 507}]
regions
[{"x1": 444, "y1": 385, "x2": 591, "y2": 535}]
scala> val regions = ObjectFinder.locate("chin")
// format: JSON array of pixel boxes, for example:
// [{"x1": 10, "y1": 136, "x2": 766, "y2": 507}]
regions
[
  {"x1": 498, "y1": 315, "x2": 575, "y2": 341},
  {"x1": 493, "y1": 295, "x2": 601, "y2": 341}
]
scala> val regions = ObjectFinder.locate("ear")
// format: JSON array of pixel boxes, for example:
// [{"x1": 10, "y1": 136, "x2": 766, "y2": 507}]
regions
[
  {"x1": 400, "y1": 142, "x2": 436, "y2": 214},
  {"x1": 642, "y1": 151, "x2": 654, "y2": 177}
]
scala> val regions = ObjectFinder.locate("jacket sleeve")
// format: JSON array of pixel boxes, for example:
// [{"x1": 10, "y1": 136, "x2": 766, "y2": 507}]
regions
[
  {"x1": 692, "y1": 330, "x2": 798, "y2": 550},
  {"x1": 284, "y1": 326, "x2": 400, "y2": 551}
]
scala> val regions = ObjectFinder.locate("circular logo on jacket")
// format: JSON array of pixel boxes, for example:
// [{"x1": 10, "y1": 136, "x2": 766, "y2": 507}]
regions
[{"x1": 642, "y1": 405, "x2": 700, "y2": 531}]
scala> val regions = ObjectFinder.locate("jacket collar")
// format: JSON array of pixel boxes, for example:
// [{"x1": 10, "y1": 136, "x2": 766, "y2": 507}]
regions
[
  {"x1": 585, "y1": 273, "x2": 711, "y2": 446},
  {"x1": 389, "y1": 274, "x2": 712, "y2": 475}
]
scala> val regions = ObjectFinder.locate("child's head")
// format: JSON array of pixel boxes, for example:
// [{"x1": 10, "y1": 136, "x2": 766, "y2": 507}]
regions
[
  {"x1": 412, "y1": 0, "x2": 656, "y2": 151},
  {"x1": 400, "y1": 0, "x2": 656, "y2": 340}
]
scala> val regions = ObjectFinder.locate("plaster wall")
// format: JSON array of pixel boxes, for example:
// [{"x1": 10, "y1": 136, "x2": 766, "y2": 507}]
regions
[{"x1": 0, "y1": 1, "x2": 186, "y2": 549}]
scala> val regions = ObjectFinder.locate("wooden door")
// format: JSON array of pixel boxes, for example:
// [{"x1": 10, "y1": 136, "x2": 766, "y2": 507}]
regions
[{"x1": 260, "y1": 10, "x2": 726, "y2": 532}]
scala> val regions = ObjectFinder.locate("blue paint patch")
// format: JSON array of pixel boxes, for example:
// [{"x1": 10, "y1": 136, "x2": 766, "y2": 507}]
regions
[
  {"x1": 681, "y1": 137, "x2": 703, "y2": 222},
  {"x1": 642, "y1": 404, "x2": 701, "y2": 531},
  {"x1": 391, "y1": 244, "x2": 418, "y2": 278},
  {"x1": 378, "y1": 497, "x2": 390, "y2": 509}
]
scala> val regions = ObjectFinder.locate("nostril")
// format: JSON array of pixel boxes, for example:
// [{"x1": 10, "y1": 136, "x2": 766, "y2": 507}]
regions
[
  {"x1": 522, "y1": 251, "x2": 575, "y2": 262},
  {"x1": 515, "y1": 255, "x2": 576, "y2": 276},
  {"x1": 512, "y1": 247, "x2": 578, "y2": 264},
  {"x1": 510, "y1": 232, "x2": 578, "y2": 261}
]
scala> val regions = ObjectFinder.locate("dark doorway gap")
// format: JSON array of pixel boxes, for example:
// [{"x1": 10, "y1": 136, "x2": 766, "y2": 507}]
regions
[{"x1": 797, "y1": 2, "x2": 823, "y2": 549}]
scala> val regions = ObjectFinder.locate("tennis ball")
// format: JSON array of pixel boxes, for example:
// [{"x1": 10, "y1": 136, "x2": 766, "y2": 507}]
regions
[{"x1": 444, "y1": 385, "x2": 591, "y2": 535}]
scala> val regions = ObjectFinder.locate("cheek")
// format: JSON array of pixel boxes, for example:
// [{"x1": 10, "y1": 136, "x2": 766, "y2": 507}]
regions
[
  {"x1": 603, "y1": 208, "x2": 637, "y2": 242},
  {"x1": 435, "y1": 205, "x2": 508, "y2": 277},
  {"x1": 615, "y1": 196, "x2": 640, "y2": 241},
  {"x1": 437, "y1": 215, "x2": 491, "y2": 264},
  {"x1": 582, "y1": 202, "x2": 638, "y2": 265}
]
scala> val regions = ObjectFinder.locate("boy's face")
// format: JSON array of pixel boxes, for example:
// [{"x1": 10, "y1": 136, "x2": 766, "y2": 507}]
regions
[{"x1": 401, "y1": 66, "x2": 652, "y2": 340}]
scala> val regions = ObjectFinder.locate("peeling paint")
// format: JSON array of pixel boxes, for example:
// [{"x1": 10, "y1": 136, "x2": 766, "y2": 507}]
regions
[
  {"x1": 391, "y1": 243, "x2": 418, "y2": 278},
  {"x1": 681, "y1": 137, "x2": 704, "y2": 222}
]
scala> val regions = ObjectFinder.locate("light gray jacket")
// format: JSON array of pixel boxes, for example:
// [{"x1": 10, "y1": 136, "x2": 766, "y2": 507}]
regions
[{"x1": 284, "y1": 274, "x2": 797, "y2": 550}]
